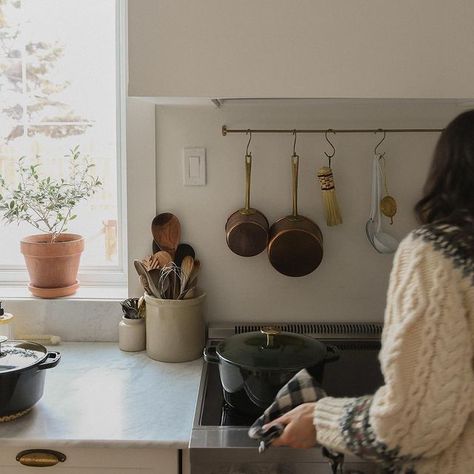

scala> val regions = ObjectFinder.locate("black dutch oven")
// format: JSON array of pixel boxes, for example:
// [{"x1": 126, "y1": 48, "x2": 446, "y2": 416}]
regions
[
  {"x1": 0, "y1": 336, "x2": 61, "y2": 419},
  {"x1": 203, "y1": 327, "x2": 339, "y2": 415}
]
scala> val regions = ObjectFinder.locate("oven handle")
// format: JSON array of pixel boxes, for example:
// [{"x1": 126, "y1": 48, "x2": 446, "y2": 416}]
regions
[{"x1": 203, "y1": 346, "x2": 220, "y2": 364}]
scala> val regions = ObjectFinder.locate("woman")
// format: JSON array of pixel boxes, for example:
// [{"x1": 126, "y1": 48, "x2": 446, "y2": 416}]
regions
[{"x1": 266, "y1": 110, "x2": 474, "y2": 473}]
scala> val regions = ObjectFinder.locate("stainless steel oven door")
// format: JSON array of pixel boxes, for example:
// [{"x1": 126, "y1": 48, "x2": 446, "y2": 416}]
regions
[{"x1": 191, "y1": 426, "x2": 381, "y2": 473}]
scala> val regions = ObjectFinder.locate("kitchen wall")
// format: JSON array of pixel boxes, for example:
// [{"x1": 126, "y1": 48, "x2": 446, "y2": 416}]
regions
[{"x1": 155, "y1": 100, "x2": 464, "y2": 323}]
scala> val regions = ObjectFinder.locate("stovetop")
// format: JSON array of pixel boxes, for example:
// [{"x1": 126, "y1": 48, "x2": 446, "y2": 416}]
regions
[
  {"x1": 190, "y1": 323, "x2": 385, "y2": 473},
  {"x1": 198, "y1": 339, "x2": 383, "y2": 428}
]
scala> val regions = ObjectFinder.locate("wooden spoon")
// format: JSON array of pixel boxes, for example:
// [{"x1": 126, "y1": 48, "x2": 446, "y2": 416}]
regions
[
  {"x1": 174, "y1": 243, "x2": 195, "y2": 268},
  {"x1": 186, "y1": 259, "x2": 200, "y2": 290},
  {"x1": 179, "y1": 256, "x2": 194, "y2": 298},
  {"x1": 138, "y1": 275, "x2": 151, "y2": 295},
  {"x1": 151, "y1": 213, "x2": 181, "y2": 258},
  {"x1": 151, "y1": 250, "x2": 173, "y2": 269},
  {"x1": 134, "y1": 260, "x2": 161, "y2": 298}
]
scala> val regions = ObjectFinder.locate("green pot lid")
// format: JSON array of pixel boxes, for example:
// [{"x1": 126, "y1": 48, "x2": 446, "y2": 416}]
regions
[
  {"x1": 216, "y1": 327, "x2": 328, "y2": 370},
  {"x1": 0, "y1": 338, "x2": 47, "y2": 373}
]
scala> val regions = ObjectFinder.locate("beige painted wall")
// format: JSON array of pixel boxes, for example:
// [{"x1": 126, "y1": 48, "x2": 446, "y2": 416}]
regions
[
  {"x1": 129, "y1": 0, "x2": 474, "y2": 99},
  {"x1": 155, "y1": 100, "x2": 464, "y2": 323}
]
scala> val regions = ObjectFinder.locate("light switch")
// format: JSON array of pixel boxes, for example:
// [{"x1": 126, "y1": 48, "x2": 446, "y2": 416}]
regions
[
  {"x1": 189, "y1": 156, "x2": 200, "y2": 178},
  {"x1": 183, "y1": 147, "x2": 206, "y2": 185}
]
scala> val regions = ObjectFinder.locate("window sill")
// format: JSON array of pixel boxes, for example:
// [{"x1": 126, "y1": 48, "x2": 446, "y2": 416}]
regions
[
  {"x1": 1, "y1": 285, "x2": 130, "y2": 342},
  {"x1": 0, "y1": 284, "x2": 128, "y2": 301}
]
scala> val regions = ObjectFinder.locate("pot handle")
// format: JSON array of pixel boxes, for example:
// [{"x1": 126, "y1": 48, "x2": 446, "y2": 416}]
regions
[
  {"x1": 37, "y1": 352, "x2": 61, "y2": 370},
  {"x1": 324, "y1": 344, "x2": 340, "y2": 363},
  {"x1": 203, "y1": 346, "x2": 220, "y2": 364}
]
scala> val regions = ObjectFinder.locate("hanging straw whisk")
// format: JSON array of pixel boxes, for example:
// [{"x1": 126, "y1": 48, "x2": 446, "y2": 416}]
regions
[{"x1": 317, "y1": 130, "x2": 343, "y2": 226}]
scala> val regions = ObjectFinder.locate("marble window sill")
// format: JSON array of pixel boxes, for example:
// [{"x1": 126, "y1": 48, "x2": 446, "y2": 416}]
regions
[{"x1": 1, "y1": 285, "x2": 128, "y2": 301}]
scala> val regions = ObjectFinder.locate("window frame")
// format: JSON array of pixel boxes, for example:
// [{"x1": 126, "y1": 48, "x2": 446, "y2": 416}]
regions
[{"x1": 0, "y1": 0, "x2": 128, "y2": 288}]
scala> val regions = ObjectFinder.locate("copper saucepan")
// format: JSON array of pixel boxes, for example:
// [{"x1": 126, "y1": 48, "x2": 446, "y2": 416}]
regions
[
  {"x1": 268, "y1": 154, "x2": 323, "y2": 276},
  {"x1": 225, "y1": 153, "x2": 269, "y2": 257}
]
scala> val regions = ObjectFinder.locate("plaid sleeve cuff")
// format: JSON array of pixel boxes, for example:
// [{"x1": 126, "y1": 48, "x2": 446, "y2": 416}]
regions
[{"x1": 314, "y1": 396, "x2": 354, "y2": 454}]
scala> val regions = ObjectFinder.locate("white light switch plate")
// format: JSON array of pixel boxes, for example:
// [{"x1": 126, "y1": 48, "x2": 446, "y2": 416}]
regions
[{"x1": 183, "y1": 147, "x2": 206, "y2": 185}]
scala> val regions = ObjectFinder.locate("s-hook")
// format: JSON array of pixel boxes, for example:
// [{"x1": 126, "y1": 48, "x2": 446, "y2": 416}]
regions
[
  {"x1": 245, "y1": 129, "x2": 252, "y2": 156},
  {"x1": 374, "y1": 129, "x2": 386, "y2": 157},
  {"x1": 324, "y1": 129, "x2": 336, "y2": 168}
]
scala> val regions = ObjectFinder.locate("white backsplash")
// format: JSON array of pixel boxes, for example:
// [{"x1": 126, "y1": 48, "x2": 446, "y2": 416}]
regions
[{"x1": 155, "y1": 101, "x2": 459, "y2": 323}]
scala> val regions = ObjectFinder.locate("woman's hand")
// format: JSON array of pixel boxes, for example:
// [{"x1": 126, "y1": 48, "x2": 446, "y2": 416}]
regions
[{"x1": 263, "y1": 402, "x2": 317, "y2": 449}]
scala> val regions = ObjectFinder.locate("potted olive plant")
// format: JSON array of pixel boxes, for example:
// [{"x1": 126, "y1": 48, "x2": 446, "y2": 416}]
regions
[{"x1": 0, "y1": 146, "x2": 102, "y2": 298}]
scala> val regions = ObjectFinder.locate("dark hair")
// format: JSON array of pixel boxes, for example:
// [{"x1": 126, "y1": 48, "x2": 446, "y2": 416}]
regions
[{"x1": 415, "y1": 109, "x2": 474, "y2": 226}]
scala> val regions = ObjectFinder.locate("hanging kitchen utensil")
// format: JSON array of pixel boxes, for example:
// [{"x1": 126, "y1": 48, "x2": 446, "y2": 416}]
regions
[
  {"x1": 225, "y1": 131, "x2": 269, "y2": 257},
  {"x1": 366, "y1": 155, "x2": 379, "y2": 249},
  {"x1": 151, "y1": 213, "x2": 181, "y2": 258},
  {"x1": 268, "y1": 132, "x2": 323, "y2": 277},
  {"x1": 366, "y1": 147, "x2": 399, "y2": 255},
  {"x1": 379, "y1": 155, "x2": 398, "y2": 225},
  {"x1": 317, "y1": 130, "x2": 343, "y2": 226},
  {"x1": 373, "y1": 157, "x2": 399, "y2": 253}
]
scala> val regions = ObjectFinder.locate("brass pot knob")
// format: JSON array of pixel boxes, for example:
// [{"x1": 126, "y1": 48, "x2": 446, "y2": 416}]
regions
[{"x1": 261, "y1": 326, "x2": 281, "y2": 347}]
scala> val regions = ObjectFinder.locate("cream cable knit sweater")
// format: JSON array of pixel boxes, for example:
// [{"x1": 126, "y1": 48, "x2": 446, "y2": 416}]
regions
[{"x1": 314, "y1": 225, "x2": 474, "y2": 473}]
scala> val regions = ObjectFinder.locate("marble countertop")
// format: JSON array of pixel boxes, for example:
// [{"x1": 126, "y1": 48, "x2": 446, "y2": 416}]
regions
[{"x1": 0, "y1": 343, "x2": 203, "y2": 449}]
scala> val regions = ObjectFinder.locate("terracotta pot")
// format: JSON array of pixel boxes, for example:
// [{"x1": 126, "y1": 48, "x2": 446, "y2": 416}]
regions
[{"x1": 20, "y1": 234, "x2": 84, "y2": 298}]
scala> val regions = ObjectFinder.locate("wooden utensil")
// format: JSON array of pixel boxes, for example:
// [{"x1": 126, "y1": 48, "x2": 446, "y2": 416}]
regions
[
  {"x1": 174, "y1": 243, "x2": 195, "y2": 268},
  {"x1": 268, "y1": 154, "x2": 323, "y2": 277},
  {"x1": 225, "y1": 153, "x2": 269, "y2": 257},
  {"x1": 148, "y1": 268, "x2": 169, "y2": 299},
  {"x1": 179, "y1": 255, "x2": 195, "y2": 298},
  {"x1": 151, "y1": 213, "x2": 181, "y2": 258},
  {"x1": 151, "y1": 250, "x2": 173, "y2": 269},
  {"x1": 138, "y1": 275, "x2": 151, "y2": 295},
  {"x1": 134, "y1": 260, "x2": 155, "y2": 295},
  {"x1": 186, "y1": 259, "x2": 200, "y2": 289}
]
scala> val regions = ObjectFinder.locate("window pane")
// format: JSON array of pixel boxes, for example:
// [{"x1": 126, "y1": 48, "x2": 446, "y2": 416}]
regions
[
  {"x1": 18, "y1": 130, "x2": 118, "y2": 267},
  {"x1": 0, "y1": 1, "x2": 22, "y2": 59},
  {"x1": 0, "y1": 0, "x2": 120, "y2": 274}
]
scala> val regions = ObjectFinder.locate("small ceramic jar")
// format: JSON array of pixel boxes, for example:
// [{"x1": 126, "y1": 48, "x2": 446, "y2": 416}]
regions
[{"x1": 119, "y1": 316, "x2": 145, "y2": 352}]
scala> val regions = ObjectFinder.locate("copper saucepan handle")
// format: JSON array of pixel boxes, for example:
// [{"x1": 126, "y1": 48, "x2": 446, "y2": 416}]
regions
[
  {"x1": 291, "y1": 153, "x2": 299, "y2": 218},
  {"x1": 241, "y1": 153, "x2": 254, "y2": 215}
]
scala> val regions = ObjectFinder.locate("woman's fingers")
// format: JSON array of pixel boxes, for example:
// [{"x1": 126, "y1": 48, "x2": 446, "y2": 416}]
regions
[
  {"x1": 265, "y1": 403, "x2": 317, "y2": 449},
  {"x1": 262, "y1": 414, "x2": 291, "y2": 432}
]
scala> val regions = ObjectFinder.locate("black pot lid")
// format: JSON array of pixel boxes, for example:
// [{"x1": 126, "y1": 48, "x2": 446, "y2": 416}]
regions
[
  {"x1": 216, "y1": 327, "x2": 328, "y2": 370},
  {"x1": 0, "y1": 337, "x2": 47, "y2": 373}
]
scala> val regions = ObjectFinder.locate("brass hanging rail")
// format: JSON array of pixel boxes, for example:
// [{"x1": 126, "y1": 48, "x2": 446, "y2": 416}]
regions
[{"x1": 222, "y1": 125, "x2": 444, "y2": 136}]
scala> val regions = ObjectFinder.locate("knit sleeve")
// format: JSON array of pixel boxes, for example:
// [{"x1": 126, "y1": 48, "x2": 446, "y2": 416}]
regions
[{"x1": 313, "y1": 234, "x2": 473, "y2": 466}]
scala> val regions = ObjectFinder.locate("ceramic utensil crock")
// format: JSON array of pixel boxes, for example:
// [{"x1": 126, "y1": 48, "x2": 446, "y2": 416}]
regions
[{"x1": 144, "y1": 292, "x2": 206, "y2": 362}]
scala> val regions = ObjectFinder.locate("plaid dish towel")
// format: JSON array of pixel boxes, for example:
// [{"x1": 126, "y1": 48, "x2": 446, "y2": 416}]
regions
[{"x1": 248, "y1": 368, "x2": 327, "y2": 453}]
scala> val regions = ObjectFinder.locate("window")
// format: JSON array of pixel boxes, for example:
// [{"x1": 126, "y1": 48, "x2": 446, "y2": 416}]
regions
[{"x1": 0, "y1": 0, "x2": 126, "y2": 286}]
